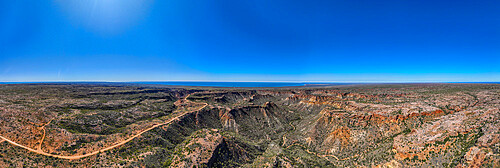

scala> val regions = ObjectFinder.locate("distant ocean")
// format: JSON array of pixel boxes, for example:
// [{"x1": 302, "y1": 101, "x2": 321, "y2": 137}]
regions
[
  {"x1": 133, "y1": 82, "x2": 335, "y2": 87},
  {"x1": 0, "y1": 81, "x2": 345, "y2": 87},
  {"x1": 134, "y1": 82, "x2": 500, "y2": 87},
  {"x1": 0, "y1": 81, "x2": 318, "y2": 87},
  {"x1": 1, "y1": 82, "x2": 498, "y2": 87}
]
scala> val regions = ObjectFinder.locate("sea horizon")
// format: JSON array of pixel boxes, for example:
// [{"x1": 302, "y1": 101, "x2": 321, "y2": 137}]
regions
[{"x1": 1, "y1": 81, "x2": 499, "y2": 87}]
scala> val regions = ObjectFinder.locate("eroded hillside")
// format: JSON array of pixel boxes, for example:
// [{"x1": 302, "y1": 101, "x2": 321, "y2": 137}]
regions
[{"x1": 0, "y1": 83, "x2": 498, "y2": 167}]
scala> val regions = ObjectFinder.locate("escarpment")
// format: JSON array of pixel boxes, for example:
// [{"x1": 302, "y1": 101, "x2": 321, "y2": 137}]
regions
[
  {"x1": 219, "y1": 102, "x2": 293, "y2": 141},
  {"x1": 0, "y1": 84, "x2": 498, "y2": 167}
]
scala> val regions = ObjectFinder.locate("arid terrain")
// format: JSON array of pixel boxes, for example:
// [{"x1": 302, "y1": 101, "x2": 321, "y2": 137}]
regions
[{"x1": 0, "y1": 83, "x2": 498, "y2": 167}]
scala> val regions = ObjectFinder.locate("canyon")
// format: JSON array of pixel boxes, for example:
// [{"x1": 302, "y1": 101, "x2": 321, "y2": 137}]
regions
[{"x1": 0, "y1": 83, "x2": 498, "y2": 167}]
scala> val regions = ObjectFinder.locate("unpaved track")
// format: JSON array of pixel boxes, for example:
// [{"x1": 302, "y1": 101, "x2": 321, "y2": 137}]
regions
[
  {"x1": 0, "y1": 94, "x2": 207, "y2": 160},
  {"x1": 37, "y1": 120, "x2": 52, "y2": 150}
]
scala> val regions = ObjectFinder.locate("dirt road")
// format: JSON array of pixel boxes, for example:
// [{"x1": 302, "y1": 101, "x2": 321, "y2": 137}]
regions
[{"x1": 0, "y1": 94, "x2": 207, "y2": 160}]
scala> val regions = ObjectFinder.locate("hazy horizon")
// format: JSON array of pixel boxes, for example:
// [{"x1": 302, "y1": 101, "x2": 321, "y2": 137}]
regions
[{"x1": 1, "y1": 80, "x2": 499, "y2": 84}]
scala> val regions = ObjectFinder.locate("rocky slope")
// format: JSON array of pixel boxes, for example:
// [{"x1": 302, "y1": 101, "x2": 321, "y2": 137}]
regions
[{"x1": 0, "y1": 83, "x2": 498, "y2": 167}]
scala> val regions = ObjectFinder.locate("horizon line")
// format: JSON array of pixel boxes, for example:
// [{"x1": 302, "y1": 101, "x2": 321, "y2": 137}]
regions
[{"x1": 1, "y1": 80, "x2": 499, "y2": 84}]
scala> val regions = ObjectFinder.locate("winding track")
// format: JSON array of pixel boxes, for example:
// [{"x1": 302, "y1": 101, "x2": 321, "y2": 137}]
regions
[{"x1": 0, "y1": 94, "x2": 207, "y2": 160}]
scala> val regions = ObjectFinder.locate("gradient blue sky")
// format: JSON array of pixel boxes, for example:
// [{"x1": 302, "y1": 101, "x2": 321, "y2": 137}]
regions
[{"x1": 1, "y1": 0, "x2": 499, "y2": 82}]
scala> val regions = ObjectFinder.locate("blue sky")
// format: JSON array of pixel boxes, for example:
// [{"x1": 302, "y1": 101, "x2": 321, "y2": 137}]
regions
[{"x1": 1, "y1": 0, "x2": 499, "y2": 82}]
